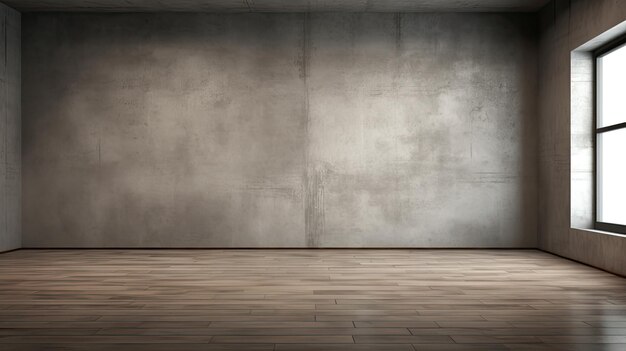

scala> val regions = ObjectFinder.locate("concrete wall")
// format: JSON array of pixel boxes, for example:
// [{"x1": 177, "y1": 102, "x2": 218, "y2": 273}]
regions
[
  {"x1": 0, "y1": 3, "x2": 20, "y2": 252},
  {"x1": 22, "y1": 13, "x2": 538, "y2": 248},
  {"x1": 538, "y1": 0, "x2": 626, "y2": 276}
]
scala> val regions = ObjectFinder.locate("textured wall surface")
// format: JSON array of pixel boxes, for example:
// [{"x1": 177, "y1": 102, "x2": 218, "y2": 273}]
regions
[
  {"x1": 3, "y1": 0, "x2": 551, "y2": 13},
  {"x1": 0, "y1": 4, "x2": 20, "y2": 253},
  {"x1": 538, "y1": 0, "x2": 626, "y2": 276},
  {"x1": 22, "y1": 13, "x2": 538, "y2": 248}
]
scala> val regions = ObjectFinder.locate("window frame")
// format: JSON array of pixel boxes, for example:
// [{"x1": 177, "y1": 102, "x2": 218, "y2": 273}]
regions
[{"x1": 594, "y1": 35, "x2": 626, "y2": 235}]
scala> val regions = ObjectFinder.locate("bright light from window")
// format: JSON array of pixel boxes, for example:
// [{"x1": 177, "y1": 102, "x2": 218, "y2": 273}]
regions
[{"x1": 597, "y1": 42, "x2": 626, "y2": 229}]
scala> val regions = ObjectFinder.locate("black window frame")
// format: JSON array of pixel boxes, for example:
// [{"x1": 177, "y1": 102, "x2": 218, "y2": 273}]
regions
[{"x1": 594, "y1": 35, "x2": 626, "y2": 235}]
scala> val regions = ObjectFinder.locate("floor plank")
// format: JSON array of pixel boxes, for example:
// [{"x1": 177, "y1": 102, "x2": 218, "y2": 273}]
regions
[{"x1": 0, "y1": 249, "x2": 624, "y2": 350}]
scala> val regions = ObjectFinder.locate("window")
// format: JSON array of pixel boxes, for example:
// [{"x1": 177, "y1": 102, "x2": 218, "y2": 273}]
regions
[{"x1": 595, "y1": 38, "x2": 626, "y2": 234}]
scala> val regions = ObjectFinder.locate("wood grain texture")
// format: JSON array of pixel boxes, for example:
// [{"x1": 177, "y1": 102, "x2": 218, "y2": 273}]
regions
[{"x1": 0, "y1": 249, "x2": 625, "y2": 350}]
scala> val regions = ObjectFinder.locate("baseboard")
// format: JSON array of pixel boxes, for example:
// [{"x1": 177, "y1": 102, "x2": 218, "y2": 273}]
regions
[
  {"x1": 538, "y1": 248, "x2": 625, "y2": 279},
  {"x1": 18, "y1": 246, "x2": 539, "y2": 250}
]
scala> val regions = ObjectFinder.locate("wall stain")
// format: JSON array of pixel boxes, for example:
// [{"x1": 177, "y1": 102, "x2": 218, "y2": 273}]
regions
[
  {"x1": 301, "y1": 13, "x2": 323, "y2": 247},
  {"x1": 305, "y1": 165, "x2": 326, "y2": 247},
  {"x1": 395, "y1": 13, "x2": 402, "y2": 53}
]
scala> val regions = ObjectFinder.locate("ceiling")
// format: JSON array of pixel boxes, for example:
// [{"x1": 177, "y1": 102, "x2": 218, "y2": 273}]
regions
[{"x1": 3, "y1": 0, "x2": 551, "y2": 12}]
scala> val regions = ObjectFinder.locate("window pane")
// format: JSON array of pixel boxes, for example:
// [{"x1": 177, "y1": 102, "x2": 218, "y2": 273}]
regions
[
  {"x1": 598, "y1": 43, "x2": 626, "y2": 128},
  {"x1": 597, "y1": 128, "x2": 626, "y2": 226}
]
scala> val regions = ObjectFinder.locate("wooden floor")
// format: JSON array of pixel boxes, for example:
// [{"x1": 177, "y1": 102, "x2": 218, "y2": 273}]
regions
[{"x1": 0, "y1": 249, "x2": 625, "y2": 350}]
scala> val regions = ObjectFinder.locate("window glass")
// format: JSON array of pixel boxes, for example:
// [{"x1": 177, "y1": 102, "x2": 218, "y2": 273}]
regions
[
  {"x1": 598, "y1": 43, "x2": 626, "y2": 128},
  {"x1": 597, "y1": 128, "x2": 626, "y2": 226}
]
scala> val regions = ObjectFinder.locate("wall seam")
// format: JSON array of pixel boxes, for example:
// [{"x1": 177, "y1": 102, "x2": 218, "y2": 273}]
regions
[
  {"x1": 302, "y1": 13, "x2": 319, "y2": 248},
  {"x1": 3, "y1": 10, "x2": 7, "y2": 249}
]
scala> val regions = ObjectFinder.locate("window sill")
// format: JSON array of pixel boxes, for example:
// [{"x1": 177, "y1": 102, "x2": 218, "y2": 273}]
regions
[{"x1": 571, "y1": 227, "x2": 626, "y2": 238}]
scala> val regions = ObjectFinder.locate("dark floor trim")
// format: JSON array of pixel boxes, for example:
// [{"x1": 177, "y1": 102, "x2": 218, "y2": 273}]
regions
[
  {"x1": 0, "y1": 247, "x2": 20, "y2": 254},
  {"x1": 18, "y1": 247, "x2": 539, "y2": 250},
  {"x1": 538, "y1": 248, "x2": 625, "y2": 279}
]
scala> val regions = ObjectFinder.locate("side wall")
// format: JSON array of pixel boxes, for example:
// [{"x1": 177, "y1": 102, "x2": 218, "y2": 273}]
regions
[
  {"x1": 538, "y1": 0, "x2": 626, "y2": 275},
  {"x1": 0, "y1": 3, "x2": 20, "y2": 252},
  {"x1": 22, "y1": 13, "x2": 538, "y2": 248}
]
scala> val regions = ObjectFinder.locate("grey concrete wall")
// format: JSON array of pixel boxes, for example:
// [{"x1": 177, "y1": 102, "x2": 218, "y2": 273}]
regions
[
  {"x1": 538, "y1": 0, "x2": 626, "y2": 276},
  {"x1": 22, "y1": 13, "x2": 538, "y2": 248},
  {"x1": 0, "y1": 4, "x2": 20, "y2": 253}
]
